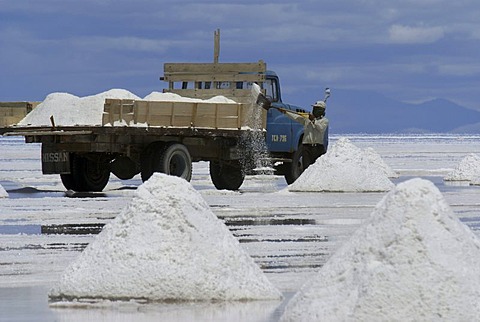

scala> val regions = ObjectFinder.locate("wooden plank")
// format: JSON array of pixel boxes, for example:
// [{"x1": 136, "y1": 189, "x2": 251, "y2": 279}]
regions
[
  {"x1": 164, "y1": 61, "x2": 266, "y2": 74},
  {"x1": 164, "y1": 73, "x2": 266, "y2": 83},
  {"x1": 0, "y1": 108, "x2": 25, "y2": 116},
  {"x1": 0, "y1": 116, "x2": 21, "y2": 127},
  {"x1": 0, "y1": 102, "x2": 31, "y2": 108}
]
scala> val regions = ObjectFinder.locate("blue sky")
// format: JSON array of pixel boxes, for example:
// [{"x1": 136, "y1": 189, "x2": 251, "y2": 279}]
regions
[{"x1": 1, "y1": 0, "x2": 479, "y2": 112}]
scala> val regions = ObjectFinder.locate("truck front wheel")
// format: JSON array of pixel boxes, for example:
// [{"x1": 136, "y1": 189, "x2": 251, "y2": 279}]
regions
[
  {"x1": 209, "y1": 161, "x2": 245, "y2": 190},
  {"x1": 284, "y1": 144, "x2": 304, "y2": 184}
]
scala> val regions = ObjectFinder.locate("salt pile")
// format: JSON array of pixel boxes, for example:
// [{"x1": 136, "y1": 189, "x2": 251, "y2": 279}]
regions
[
  {"x1": 18, "y1": 89, "x2": 141, "y2": 126},
  {"x1": 144, "y1": 91, "x2": 236, "y2": 103},
  {"x1": 0, "y1": 184, "x2": 7, "y2": 198},
  {"x1": 444, "y1": 153, "x2": 480, "y2": 181},
  {"x1": 18, "y1": 89, "x2": 238, "y2": 127},
  {"x1": 364, "y1": 147, "x2": 398, "y2": 178},
  {"x1": 288, "y1": 138, "x2": 394, "y2": 192},
  {"x1": 281, "y1": 178, "x2": 480, "y2": 322},
  {"x1": 49, "y1": 173, "x2": 281, "y2": 302}
]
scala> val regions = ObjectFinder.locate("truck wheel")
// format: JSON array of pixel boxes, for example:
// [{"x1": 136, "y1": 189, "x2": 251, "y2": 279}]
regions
[
  {"x1": 285, "y1": 144, "x2": 303, "y2": 184},
  {"x1": 72, "y1": 154, "x2": 110, "y2": 192},
  {"x1": 60, "y1": 173, "x2": 77, "y2": 191},
  {"x1": 209, "y1": 161, "x2": 245, "y2": 190},
  {"x1": 153, "y1": 143, "x2": 192, "y2": 181}
]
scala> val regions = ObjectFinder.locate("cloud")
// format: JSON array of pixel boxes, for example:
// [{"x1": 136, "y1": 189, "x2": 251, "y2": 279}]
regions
[
  {"x1": 438, "y1": 63, "x2": 480, "y2": 77},
  {"x1": 388, "y1": 24, "x2": 445, "y2": 44},
  {"x1": 70, "y1": 36, "x2": 173, "y2": 53}
]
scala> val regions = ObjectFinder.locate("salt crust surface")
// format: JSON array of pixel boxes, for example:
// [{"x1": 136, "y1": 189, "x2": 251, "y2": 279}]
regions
[
  {"x1": 281, "y1": 178, "x2": 480, "y2": 322},
  {"x1": 49, "y1": 173, "x2": 281, "y2": 302},
  {"x1": 18, "y1": 89, "x2": 236, "y2": 127},
  {"x1": 444, "y1": 153, "x2": 480, "y2": 181},
  {"x1": 288, "y1": 138, "x2": 395, "y2": 192},
  {"x1": 0, "y1": 184, "x2": 7, "y2": 198}
]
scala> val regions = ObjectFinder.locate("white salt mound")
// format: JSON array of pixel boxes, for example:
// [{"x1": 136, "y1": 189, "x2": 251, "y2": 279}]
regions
[
  {"x1": 444, "y1": 153, "x2": 480, "y2": 181},
  {"x1": 49, "y1": 173, "x2": 281, "y2": 302},
  {"x1": 288, "y1": 138, "x2": 394, "y2": 192},
  {"x1": 0, "y1": 184, "x2": 7, "y2": 198},
  {"x1": 281, "y1": 178, "x2": 480, "y2": 322},
  {"x1": 18, "y1": 89, "x2": 141, "y2": 126},
  {"x1": 143, "y1": 92, "x2": 236, "y2": 104},
  {"x1": 143, "y1": 92, "x2": 200, "y2": 102},
  {"x1": 364, "y1": 147, "x2": 398, "y2": 178}
]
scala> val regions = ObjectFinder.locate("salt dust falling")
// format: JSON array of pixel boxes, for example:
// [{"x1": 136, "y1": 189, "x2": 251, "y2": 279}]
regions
[
  {"x1": 238, "y1": 84, "x2": 273, "y2": 177},
  {"x1": 281, "y1": 178, "x2": 480, "y2": 321},
  {"x1": 49, "y1": 173, "x2": 281, "y2": 302}
]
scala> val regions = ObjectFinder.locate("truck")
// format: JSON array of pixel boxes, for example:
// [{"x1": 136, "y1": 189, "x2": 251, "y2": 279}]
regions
[{"x1": 0, "y1": 34, "x2": 322, "y2": 192}]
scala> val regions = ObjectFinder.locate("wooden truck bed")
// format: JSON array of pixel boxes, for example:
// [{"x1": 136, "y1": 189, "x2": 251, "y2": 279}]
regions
[{"x1": 102, "y1": 98, "x2": 265, "y2": 129}]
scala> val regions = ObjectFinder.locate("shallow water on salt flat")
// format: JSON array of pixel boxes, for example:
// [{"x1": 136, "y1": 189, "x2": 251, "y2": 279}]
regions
[{"x1": 1, "y1": 134, "x2": 480, "y2": 321}]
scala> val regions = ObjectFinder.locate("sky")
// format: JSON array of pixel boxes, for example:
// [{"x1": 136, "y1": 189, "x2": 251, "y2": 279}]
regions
[{"x1": 1, "y1": 0, "x2": 480, "y2": 112}]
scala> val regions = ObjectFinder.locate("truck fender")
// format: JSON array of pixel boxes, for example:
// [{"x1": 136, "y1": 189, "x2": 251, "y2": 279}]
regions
[{"x1": 292, "y1": 127, "x2": 304, "y2": 152}]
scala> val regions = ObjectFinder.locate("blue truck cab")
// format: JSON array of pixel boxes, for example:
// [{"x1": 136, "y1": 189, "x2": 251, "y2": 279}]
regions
[{"x1": 262, "y1": 70, "x2": 324, "y2": 183}]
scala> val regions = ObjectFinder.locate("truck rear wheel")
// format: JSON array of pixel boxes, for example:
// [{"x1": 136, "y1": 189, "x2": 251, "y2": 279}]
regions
[
  {"x1": 209, "y1": 161, "x2": 245, "y2": 190},
  {"x1": 60, "y1": 154, "x2": 110, "y2": 192},
  {"x1": 285, "y1": 144, "x2": 303, "y2": 184},
  {"x1": 60, "y1": 173, "x2": 77, "y2": 191},
  {"x1": 151, "y1": 143, "x2": 192, "y2": 181}
]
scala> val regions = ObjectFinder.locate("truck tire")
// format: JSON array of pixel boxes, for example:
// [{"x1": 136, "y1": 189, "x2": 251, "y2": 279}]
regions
[
  {"x1": 285, "y1": 144, "x2": 304, "y2": 184},
  {"x1": 209, "y1": 161, "x2": 245, "y2": 190},
  {"x1": 152, "y1": 143, "x2": 192, "y2": 181},
  {"x1": 66, "y1": 154, "x2": 110, "y2": 192},
  {"x1": 60, "y1": 173, "x2": 77, "y2": 191}
]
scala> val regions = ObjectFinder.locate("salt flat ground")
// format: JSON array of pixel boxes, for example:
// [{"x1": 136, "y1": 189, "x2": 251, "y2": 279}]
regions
[{"x1": 1, "y1": 134, "x2": 480, "y2": 322}]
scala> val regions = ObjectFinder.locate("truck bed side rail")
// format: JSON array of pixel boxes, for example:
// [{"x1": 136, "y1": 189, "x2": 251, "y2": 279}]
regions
[{"x1": 102, "y1": 99, "x2": 266, "y2": 130}]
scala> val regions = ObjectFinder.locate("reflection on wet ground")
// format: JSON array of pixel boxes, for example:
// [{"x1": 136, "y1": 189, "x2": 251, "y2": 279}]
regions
[
  {"x1": 0, "y1": 224, "x2": 40, "y2": 235},
  {"x1": 41, "y1": 223, "x2": 105, "y2": 235},
  {"x1": 0, "y1": 242, "x2": 88, "y2": 252}
]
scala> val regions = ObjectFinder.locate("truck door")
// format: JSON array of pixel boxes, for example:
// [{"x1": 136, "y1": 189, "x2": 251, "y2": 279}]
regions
[{"x1": 264, "y1": 77, "x2": 296, "y2": 153}]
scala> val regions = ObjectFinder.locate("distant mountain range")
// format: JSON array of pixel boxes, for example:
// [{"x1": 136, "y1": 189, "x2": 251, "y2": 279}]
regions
[{"x1": 326, "y1": 89, "x2": 480, "y2": 134}]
